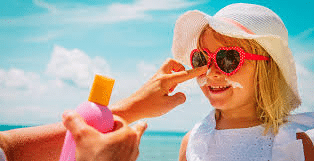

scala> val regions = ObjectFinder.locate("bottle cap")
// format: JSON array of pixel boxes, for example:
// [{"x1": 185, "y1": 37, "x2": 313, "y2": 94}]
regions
[{"x1": 88, "y1": 75, "x2": 115, "y2": 106}]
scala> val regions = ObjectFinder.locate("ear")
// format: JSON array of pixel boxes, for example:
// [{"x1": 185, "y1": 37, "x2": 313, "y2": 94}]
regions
[{"x1": 296, "y1": 132, "x2": 314, "y2": 161}]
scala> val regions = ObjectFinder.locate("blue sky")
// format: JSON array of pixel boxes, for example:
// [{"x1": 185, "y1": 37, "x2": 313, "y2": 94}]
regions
[{"x1": 0, "y1": 0, "x2": 313, "y2": 131}]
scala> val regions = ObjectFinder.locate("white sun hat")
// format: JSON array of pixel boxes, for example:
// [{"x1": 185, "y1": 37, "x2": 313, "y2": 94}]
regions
[{"x1": 172, "y1": 3, "x2": 301, "y2": 109}]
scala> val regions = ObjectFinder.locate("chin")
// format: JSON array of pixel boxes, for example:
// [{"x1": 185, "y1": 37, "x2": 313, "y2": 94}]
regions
[{"x1": 209, "y1": 100, "x2": 230, "y2": 110}]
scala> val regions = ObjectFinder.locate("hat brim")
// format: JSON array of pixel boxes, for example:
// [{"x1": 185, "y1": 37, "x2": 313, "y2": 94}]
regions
[
  {"x1": 172, "y1": 10, "x2": 284, "y2": 67},
  {"x1": 172, "y1": 10, "x2": 207, "y2": 67}
]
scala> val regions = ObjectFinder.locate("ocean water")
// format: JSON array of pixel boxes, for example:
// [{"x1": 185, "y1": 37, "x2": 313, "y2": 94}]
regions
[
  {"x1": 0, "y1": 125, "x2": 33, "y2": 131},
  {"x1": 0, "y1": 125, "x2": 186, "y2": 161},
  {"x1": 138, "y1": 131, "x2": 185, "y2": 161}
]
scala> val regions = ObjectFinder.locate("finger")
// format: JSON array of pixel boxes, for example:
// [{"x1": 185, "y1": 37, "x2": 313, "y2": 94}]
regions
[
  {"x1": 166, "y1": 92, "x2": 186, "y2": 108},
  {"x1": 62, "y1": 110, "x2": 97, "y2": 141},
  {"x1": 62, "y1": 110, "x2": 84, "y2": 131},
  {"x1": 172, "y1": 63, "x2": 185, "y2": 72},
  {"x1": 159, "y1": 58, "x2": 185, "y2": 74},
  {"x1": 168, "y1": 65, "x2": 207, "y2": 85},
  {"x1": 132, "y1": 121, "x2": 148, "y2": 143}
]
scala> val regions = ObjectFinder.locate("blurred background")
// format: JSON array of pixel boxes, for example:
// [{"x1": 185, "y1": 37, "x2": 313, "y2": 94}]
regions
[{"x1": 1, "y1": 0, "x2": 313, "y2": 160}]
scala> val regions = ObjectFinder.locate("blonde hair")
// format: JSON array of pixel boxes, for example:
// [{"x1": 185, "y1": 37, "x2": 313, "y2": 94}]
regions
[{"x1": 198, "y1": 25, "x2": 293, "y2": 135}]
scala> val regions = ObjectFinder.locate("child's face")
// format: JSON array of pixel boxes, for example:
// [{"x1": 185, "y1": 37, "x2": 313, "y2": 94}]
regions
[{"x1": 197, "y1": 29, "x2": 257, "y2": 111}]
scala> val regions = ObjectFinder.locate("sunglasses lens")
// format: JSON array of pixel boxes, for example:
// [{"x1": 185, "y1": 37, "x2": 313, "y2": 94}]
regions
[
  {"x1": 216, "y1": 50, "x2": 240, "y2": 73},
  {"x1": 192, "y1": 51, "x2": 208, "y2": 68}
]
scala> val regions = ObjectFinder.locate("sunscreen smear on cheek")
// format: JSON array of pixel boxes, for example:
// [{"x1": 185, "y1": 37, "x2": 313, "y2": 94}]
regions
[
  {"x1": 225, "y1": 78, "x2": 243, "y2": 88},
  {"x1": 197, "y1": 75, "x2": 207, "y2": 87}
]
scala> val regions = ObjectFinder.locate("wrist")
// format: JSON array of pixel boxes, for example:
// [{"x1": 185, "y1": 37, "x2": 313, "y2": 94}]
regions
[{"x1": 109, "y1": 96, "x2": 141, "y2": 124}]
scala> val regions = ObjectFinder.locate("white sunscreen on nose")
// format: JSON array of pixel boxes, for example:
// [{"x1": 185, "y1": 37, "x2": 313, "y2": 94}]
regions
[
  {"x1": 197, "y1": 68, "x2": 243, "y2": 89},
  {"x1": 206, "y1": 68, "x2": 211, "y2": 76},
  {"x1": 225, "y1": 78, "x2": 243, "y2": 89},
  {"x1": 197, "y1": 69, "x2": 211, "y2": 87}
]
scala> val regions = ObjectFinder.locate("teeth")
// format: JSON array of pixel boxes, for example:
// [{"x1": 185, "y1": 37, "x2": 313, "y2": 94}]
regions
[{"x1": 210, "y1": 85, "x2": 230, "y2": 89}]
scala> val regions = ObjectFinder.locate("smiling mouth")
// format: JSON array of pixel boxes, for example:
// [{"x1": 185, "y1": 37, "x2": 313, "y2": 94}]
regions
[{"x1": 209, "y1": 85, "x2": 231, "y2": 92}]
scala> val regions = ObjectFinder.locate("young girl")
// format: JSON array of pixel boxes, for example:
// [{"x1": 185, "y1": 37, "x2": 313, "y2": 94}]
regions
[{"x1": 172, "y1": 3, "x2": 314, "y2": 161}]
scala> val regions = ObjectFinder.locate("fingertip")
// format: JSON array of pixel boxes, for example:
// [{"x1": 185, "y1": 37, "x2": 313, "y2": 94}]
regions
[
  {"x1": 62, "y1": 111, "x2": 80, "y2": 134},
  {"x1": 185, "y1": 65, "x2": 207, "y2": 78},
  {"x1": 62, "y1": 110, "x2": 73, "y2": 120},
  {"x1": 167, "y1": 92, "x2": 186, "y2": 107},
  {"x1": 62, "y1": 110, "x2": 76, "y2": 125},
  {"x1": 169, "y1": 65, "x2": 207, "y2": 84},
  {"x1": 133, "y1": 120, "x2": 148, "y2": 134},
  {"x1": 196, "y1": 65, "x2": 208, "y2": 73},
  {"x1": 139, "y1": 120, "x2": 148, "y2": 131},
  {"x1": 62, "y1": 111, "x2": 87, "y2": 134},
  {"x1": 175, "y1": 92, "x2": 186, "y2": 104}
]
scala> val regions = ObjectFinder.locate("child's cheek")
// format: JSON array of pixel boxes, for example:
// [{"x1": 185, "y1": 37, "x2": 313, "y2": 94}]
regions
[{"x1": 225, "y1": 78, "x2": 243, "y2": 89}]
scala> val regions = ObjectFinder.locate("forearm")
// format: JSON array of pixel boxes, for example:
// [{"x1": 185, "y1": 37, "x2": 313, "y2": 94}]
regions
[
  {"x1": 1, "y1": 122, "x2": 66, "y2": 161},
  {"x1": 0, "y1": 96, "x2": 143, "y2": 161},
  {"x1": 110, "y1": 59, "x2": 206, "y2": 124}
]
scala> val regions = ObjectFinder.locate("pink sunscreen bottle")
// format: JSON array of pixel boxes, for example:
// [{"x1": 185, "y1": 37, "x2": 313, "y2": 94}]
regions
[{"x1": 59, "y1": 74, "x2": 115, "y2": 161}]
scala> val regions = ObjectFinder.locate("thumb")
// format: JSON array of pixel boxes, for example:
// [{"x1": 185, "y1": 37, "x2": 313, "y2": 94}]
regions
[
  {"x1": 167, "y1": 92, "x2": 186, "y2": 108},
  {"x1": 62, "y1": 110, "x2": 93, "y2": 141}
]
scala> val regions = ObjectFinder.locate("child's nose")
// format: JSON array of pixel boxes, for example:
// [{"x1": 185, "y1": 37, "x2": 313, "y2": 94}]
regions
[{"x1": 206, "y1": 61, "x2": 224, "y2": 80}]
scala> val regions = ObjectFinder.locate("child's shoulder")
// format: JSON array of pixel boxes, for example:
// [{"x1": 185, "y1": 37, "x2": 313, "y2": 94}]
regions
[
  {"x1": 179, "y1": 131, "x2": 191, "y2": 161},
  {"x1": 181, "y1": 131, "x2": 192, "y2": 149}
]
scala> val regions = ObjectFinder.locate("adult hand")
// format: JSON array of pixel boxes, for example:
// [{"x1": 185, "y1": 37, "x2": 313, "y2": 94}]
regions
[
  {"x1": 110, "y1": 58, "x2": 207, "y2": 123},
  {"x1": 62, "y1": 110, "x2": 147, "y2": 161}
]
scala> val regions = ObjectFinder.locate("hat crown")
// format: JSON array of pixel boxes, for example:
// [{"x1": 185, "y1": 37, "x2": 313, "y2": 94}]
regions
[{"x1": 214, "y1": 3, "x2": 288, "y2": 42}]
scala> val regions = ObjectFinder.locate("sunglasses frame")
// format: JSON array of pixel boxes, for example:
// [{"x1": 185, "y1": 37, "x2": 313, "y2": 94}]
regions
[{"x1": 190, "y1": 46, "x2": 270, "y2": 76}]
